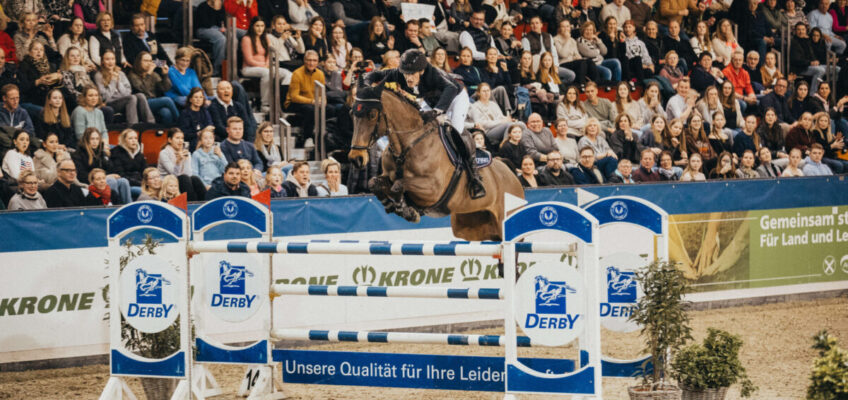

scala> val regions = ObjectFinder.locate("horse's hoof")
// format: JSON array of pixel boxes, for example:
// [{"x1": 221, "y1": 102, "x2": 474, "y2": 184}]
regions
[
  {"x1": 368, "y1": 176, "x2": 390, "y2": 192},
  {"x1": 402, "y1": 207, "x2": 421, "y2": 223}
]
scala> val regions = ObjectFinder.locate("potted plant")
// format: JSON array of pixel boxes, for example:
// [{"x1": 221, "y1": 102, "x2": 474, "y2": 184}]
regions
[
  {"x1": 627, "y1": 260, "x2": 692, "y2": 400},
  {"x1": 807, "y1": 330, "x2": 848, "y2": 400},
  {"x1": 671, "y1": 328, "x2": 757, "y2": 399},
  {"x1": 105, "y1": 236, "x2": 184, "y2": 399}
]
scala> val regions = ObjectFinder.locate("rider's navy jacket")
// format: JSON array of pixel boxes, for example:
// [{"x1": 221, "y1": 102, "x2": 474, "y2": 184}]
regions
[{"x1": 364, "y1": 64, "x2": 461, "y2": 112}]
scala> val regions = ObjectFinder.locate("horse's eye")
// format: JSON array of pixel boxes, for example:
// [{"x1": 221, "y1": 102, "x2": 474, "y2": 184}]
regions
[{"x1": 369, "y1": 109, "x2": 378, "y2": 120}]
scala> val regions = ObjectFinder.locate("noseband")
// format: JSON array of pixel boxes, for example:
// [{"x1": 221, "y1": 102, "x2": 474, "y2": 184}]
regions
[{"x1": 351, "y1": 97, "x2": 385, "y2": 151}]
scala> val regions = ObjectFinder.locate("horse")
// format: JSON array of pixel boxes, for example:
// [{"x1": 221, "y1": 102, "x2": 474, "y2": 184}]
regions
[
  {"x1": 135, "y1": 268, "x2": 171, "y2": 294},
  {"x1": 348, "y1": 83, "x2": 524, "y2": 241},
  {"x1": 606, "y1": 266, "x2": 636, "y2": 295},
  {"x1": 219, "y1": 261, "x2": 254, "y2": 286},
  {"x1": 534, "y1": 275, "x2": 577, "y2": 306}
]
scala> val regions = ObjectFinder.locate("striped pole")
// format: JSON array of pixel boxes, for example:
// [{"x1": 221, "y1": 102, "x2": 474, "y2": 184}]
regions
[
  {"x1": 272, "y1": 284, "x2": 503, "y2": 300},
  {"x1": 271, "y1": 329, "x2": 533, "y2": 347},
  {"x1": 190, "y1": 240, "x2": 572, "y2": 256}
]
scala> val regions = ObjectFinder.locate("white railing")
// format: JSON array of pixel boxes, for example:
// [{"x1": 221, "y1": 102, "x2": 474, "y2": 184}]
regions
[{"x1": 313, "y1": 81, "x2": 327, "y2": 160}]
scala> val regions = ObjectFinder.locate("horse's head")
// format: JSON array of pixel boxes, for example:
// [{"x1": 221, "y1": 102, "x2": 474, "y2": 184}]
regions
[{"x1": 348, "y1": 83, "x2": 385, "y2": 169}]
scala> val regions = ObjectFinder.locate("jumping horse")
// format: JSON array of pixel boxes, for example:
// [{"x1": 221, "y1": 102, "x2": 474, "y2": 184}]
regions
[{"x1": 348, "y1": 83, "x2": 524, "y2": 241}]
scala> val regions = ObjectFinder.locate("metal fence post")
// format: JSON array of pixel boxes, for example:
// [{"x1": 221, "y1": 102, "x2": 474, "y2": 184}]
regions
[
  {"x1": 225, "y1": 17, "x2": 237, "y2": 82},
  {"x1": 278, "y1": 118, "x2": 292, "y2": 162},
  {"x1": 313, "y1": 81, "x2": 326, "y2": 160}
]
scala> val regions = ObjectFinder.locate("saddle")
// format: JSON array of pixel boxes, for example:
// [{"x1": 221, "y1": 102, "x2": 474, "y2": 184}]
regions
[{"x1": 438, "y1": 125, "x2": 493, "y2": 169}]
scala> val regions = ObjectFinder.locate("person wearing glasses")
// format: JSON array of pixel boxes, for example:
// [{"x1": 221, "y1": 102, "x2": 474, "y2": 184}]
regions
[
  {"x1": 6, "y1": 170, "x2": 46, "y2": 210},
  {"x1": 43, "y1": 159, "x2": 89, "y2": 207}
]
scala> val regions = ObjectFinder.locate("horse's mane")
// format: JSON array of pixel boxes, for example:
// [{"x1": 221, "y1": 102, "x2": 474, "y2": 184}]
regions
[{"x1": 381, "y1": 82, "x2": 422, "y2": 111}]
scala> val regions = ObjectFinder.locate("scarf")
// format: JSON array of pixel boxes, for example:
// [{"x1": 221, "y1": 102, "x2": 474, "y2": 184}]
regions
[
  {"x1": 88, "y1": 184, "x2": 112, "y2": 205},
  {"x1": 29, "y1": 55, "x2": 51, "y2": 76},
  {"x1": 285, "y1": 172, "x2": 310, "y2": 197}
]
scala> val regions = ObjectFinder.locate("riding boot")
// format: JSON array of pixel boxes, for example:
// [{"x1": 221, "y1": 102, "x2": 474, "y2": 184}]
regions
[{"x1": 456, "y1": 129, "x2": 487, "y2": 200}]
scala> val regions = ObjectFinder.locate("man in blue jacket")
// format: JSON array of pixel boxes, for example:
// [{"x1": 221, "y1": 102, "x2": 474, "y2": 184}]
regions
[{"x1": 205, "y1": 162, "x2": 251, "y2": 200}]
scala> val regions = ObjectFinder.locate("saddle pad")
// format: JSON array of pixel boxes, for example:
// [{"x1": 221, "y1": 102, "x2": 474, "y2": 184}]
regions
[{"x1": 438, "y1": 125, "x2": 493, "y2": 169}]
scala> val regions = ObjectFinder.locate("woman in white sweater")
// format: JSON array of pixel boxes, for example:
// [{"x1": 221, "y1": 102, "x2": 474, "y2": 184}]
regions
[
  {"x1": 94, "y1": 50, "x2": 154, "y2": 124},
  {"x1": 468, "y1": 83, "x2": 520, "y2": 146},
  {"x1": 553, "y1": 20, "x2": 598, "y2": 85},
  {"x1": 556, "y1": 85, "x2": 588, "y2": 137},
  {"x1": 2, "y1": 130, "x2": 35, "y2": 182},
  {"x1": 157, "y1": 128, "x2": 208, "y2": 201},
  {"x1": 288, "y1": 0, "x2": 318, "y2": 32}
]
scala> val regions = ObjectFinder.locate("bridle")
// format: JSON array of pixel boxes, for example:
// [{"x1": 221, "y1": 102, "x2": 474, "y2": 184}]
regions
[{"x1": 350, "y1": 97, "x2": 384, "y2": 151}]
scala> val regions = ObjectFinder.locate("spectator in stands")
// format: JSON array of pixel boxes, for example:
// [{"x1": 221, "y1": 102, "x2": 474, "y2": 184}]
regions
[
  {"x1": 429, "y1": 47, "x2": 451, "y2": 73},
  {"x1": 361, "y1": 16, "x2": 389, "y2": 65},
  {"x1": 284, "y1": 50, "x2": 324, "y2": 147},
  {"x1": 85, "y1": 168, "x2": 113, "y2": 205},
  {"x1": 577, "y1": 20, "x2": 620, "y2": 82},
  {"x1": 316, "y1": 157, "x2": 347, "y2": 196},
  {"x1": 36, "y1": 88, "x2": 74, "y2": 148},
  {"x1": 601, "y1": 0, "x2": 631, "y2": 29},
  {"x1": 329, "y1": 24, "x2": 351, "y2": 69},
  {"x1": 123, "y1": 14, "x2": 171, "y2": 70},
  {"x1": 14, "y1": 13, "x2": 58, "y2": 62},
  {"x1": 534, "y1": 52, "x2": 564, "y2": 118},
  {"x1": 33, "y1": 132, "x2": 69, "y2": 190},
  {"x1": 783, "y1": 0, "x2": 807, "y2": 28},
  {"x1": 691, "y1": 53, "x2": 723, "y2": 95},
  {"x1": 283, "y1": 160, "x2": 318, "y2": 196},
  {"x1": 381, "y1": 50, "x2": 399, "y2": 69},
  {"x1": 459, "y1": 10, "x2": 496, "y2": 64},
  {"x1": 722, "y1": 50, "x2": 757, "y2": 113},
  {"x1": 578, "y1": 117, "x2": 618, "y2": 177},
  {"x1": 220, "y1": 116, "x2": 263, "y2": 171},
  {"x1": 781, "y1": 147, "x2": 805, "y2": 176},
  {"x1": 287, "y1": 0, "x2": 317, "y2": 31},
  {"x1": 553, "y1": 119, "x2": 579, "y2": 163},
  {"x1": 7, "y1": 170, "x2": 46, "y2": 209},
  {"x1": 0, "y1": 16, "x2": 14, "y2": 64},
  {"x1": 609, "y1": 113, "x2": 641, "y2": 163},
  {"x1": 791, "y1": 23, "x2": 827, "y2": 94},
  {"x1": 481, "y1": 47, "x2": 516, "y2": 114},
  {"x1": 708, "y1": 151, "x2": 736, "y2": 179},
  {"x1": 195, "y1": 0, "x2": 227, "y2": 75},
  {"x1": 811, "y1": 28, "x2": 831, "y2": 63},
  {"x1": 733, "y1": 115, "x2": 761, "y2": 158},
  {"x1": 557, "y1": 85, "x2": 588, "y2": 137},
  {"x1": 658, "y1": 50, "x2": 684, "y2": 96},
  {"x1": 303, "y1": 16, "x2": 328, "y2": 61},
  {"x1": 803, "y1": 142, "x2": 834, "y2": 175},
  {"x1": 810, "y1": 82, "x2": 848, "y2": 135},
  {"x1": 786, "y1": 111, "x2": 815, "y2": 154},
  {"x1": 608, "y1": 158, "x2": 635, "y2": 183},
  {"x1": 582, "y1": 82, "x2": 617, "y2": 134},
  {"x1": 0, "y1": 84, "x2": 35, "y2": 135},
  {"x1": 57, "y1": 17, "x2": 94, "y2": 70},
  {"x1": 811, "y1": 111, "x2": 848, "y2": 173},
  {"x1": 192, "y1": 127, "x2": 228, "y2": 187},
  {"x1": 253, "y1": 121, "x2": 288, "y2": 171},
  {"x1": 2, "y1": 130, "x2": 34, "y2": 182},
  {"x1": 237, "y1": 158, "x2": 262, "y2": 195},
  {"x1": 72, "y1": 127, "x2": 132, "y2": 203},
  {"x1": 158, "y1": 175, "x2": 181, "y2": 202},
  {"x1": 708, "y1": 111, "x2": 734, "y2": 157},
  {"x1": 757, "y1": 108, "x2": 788, "y2": 160},
  {"x1": 762, "y1": 0, "x2": 786, "y2": 33},
  {"x1": 555, "y1": 20, "x2": 595, "y2": 87},
  {"x1": 18, "y1": 41, "x2": 62, "y2": 117},
  {"x1": 498, "y1": 123, "x2": 528, "y2": 171},
  {"x1": 394, "y1": 19, "x2": 424, "y2": 55},
  {"x1": 225, "y1": 0, "x2": 258, "y2": 33},
  {"x1": 789, "y1": 81, "x2": 816, "y2": 122},
  {"x1": 265, "y1": 165, "x2": 285, "y2": 197},
  {"x1": 308, "y1": 0, "x2": 332, "y2": 26},
  {"x1": 636, "y1": 82, "x2": 664, "y2": 130},
  {"x1": 128, "y1": 52, "x2": 179, "y2": 125},
  {"x1": 760, "y1": 77, "x2": 793, "y2": 124},
  {"x1": 666, "y1": 77, "x2": 696, "y2": 121},
  {"x1": 418, "y1": 19, "x2": 441, "y2": 56},
  {"x1": 658, "y1": 149, "x2": 682, "y2": 180},
  {"x1": 517, "y1": 154, "x2": 540, "y2": 188},
  {"x1": 639, "y1": 114, "x2": 666, "y2": 155},
  {"x1": 268, "y1": 15, "x2": 305, "y2": 71},
  {"x1": 759, "y1": 51, "x2": 786, "y2": 91},
  {"x1": 43, "y1": 159, "x2": 86, "y2": 207},
  {"x1": 641, "y1": 21, "x2": 662, "y2": 66},
  {"x1": 695, "y1": 85, "x2": 721, "y2": 126},
  {"x1": 468, "y1": 82, "x2": 515, "y2": 145},
  {"x1": 757, "y1": 146, "x2": 783, "y2": 177},
  {"x1": 109, "y1": 129, "x2": 146, "y2": 197},
  {"x1": 738, "y1": 0, "x2": 774, "y2": 62},
  {"x1": 166, "y1": 47, "x2": 205, "y2": 107},
  {"x1": 494, "y1": 20, "x2": 523, "y2": 65},
  {"x1": 689, "y1": 21, "x2": 715, "y2": 61},
  {"x1": 570, "y1": 146, "x2": 606, "y2": 184},
  {"x1": 0, "y1": 49, "x2": 18, "y2": 88},
  {"x1": 73, "y1": 0, "x2": 104, "y2": 31},
  {"x1": 622, "y1": 19, "x2": 653, "y2": 84},
  {"x1": 137, "y1": 167, "x2": 162, "y2": 200},
  {"x1": 177, "y1": 87, "x2": 213, "y2": 149},
  {"x1": 809, "y1": 0, "x2": 847, "y2": 54},
  {"x1": 241, "y1": 17, "x2": 293, "y2": 113},
  {"x1": 681, "y1": 152, "x2": 706, "y2": 181},
  {"x1": 662, "y1": 21, "x2": 695, "y2": 73},
  {"x1": 631, "y1": 148, "x2": 660, "y2": 181},
  {"x1": 736, "y1": 149, "x2": 759, "y2": 178},
  {"x1": 157, "y1": 127, "x2": 207, "y2": 201},
  {"x1": 59, "y1": 47, "x2": 94, "y2": 110},
  {"x1": 95, "y1": 50, "x2": 155, "y2": 125},
  {"x1": 711, "y1": 19, "x2": 739, "y2": 66},
  {"x1": 665, "y1": 118, "x2": 692, "y2": 167},
  {"x1": 718, "y1": 80, "x2": 744, "y2": 130},
  {"x1": 89, "y1": 12, "x2": 127, "y2": 68},
  {"x1": 521, "y1": 113, "x2": 558, "y2": 164},
  {"x1": 207, "y1": 81, "x2": 252, "y2": 142},
  {"x1": 537, "y1": 150, "x2": 575, "y2": 186}
]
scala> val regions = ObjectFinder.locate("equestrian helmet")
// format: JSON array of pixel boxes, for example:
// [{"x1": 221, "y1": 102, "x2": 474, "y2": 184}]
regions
[{"x1": 398, "y1": 49, "x2": 428, "y2": 74}]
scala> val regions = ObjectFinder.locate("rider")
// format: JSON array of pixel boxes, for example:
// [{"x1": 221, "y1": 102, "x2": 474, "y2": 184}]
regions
[{"x1": 364, "y1": 49, "x2": 487, "y2": 199}]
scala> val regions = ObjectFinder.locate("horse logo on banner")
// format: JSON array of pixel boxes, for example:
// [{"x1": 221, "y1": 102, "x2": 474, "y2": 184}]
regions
[
  {"x1": 219, "y1": 261, "x2": 254, "y2": 295},
  {"x1": 606, "y1": 266, "x2": 637, "y2": 303},
  {"x1": 135, "y1": 268, "x2": 171, "y2": 304},
  {"x1": 534, "y1": 275, "x2": 576, "y2": 314}
]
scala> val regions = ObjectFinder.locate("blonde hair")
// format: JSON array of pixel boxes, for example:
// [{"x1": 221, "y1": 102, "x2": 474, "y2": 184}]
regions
[
  {"x1": 141, "y1": 167, "x2": 161, "y2": 198},
  {"x1": 237, "y1": 159, "x2": 258, "y2": 187},
  {"x1": 321, "y1": 157, "x2": 341, "y2": 174},
  {"x1": 160, "y1": 175, "x2": 181, "y2": 201}
]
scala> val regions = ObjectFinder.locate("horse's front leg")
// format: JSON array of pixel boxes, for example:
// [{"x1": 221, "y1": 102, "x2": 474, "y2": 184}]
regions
[{"x1": 368, "y1": 174, "x2": 398, "y2": 213}]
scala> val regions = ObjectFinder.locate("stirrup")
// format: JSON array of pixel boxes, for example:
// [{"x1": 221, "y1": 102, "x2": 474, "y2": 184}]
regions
[{"x1": 468, "y1": 176, "x2": 486, "y2": 199}]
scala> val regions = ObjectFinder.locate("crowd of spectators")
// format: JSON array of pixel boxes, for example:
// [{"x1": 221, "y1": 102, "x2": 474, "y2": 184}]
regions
[{"x1": 0, "y1": 0, "x2": 846, "y2": 211}]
